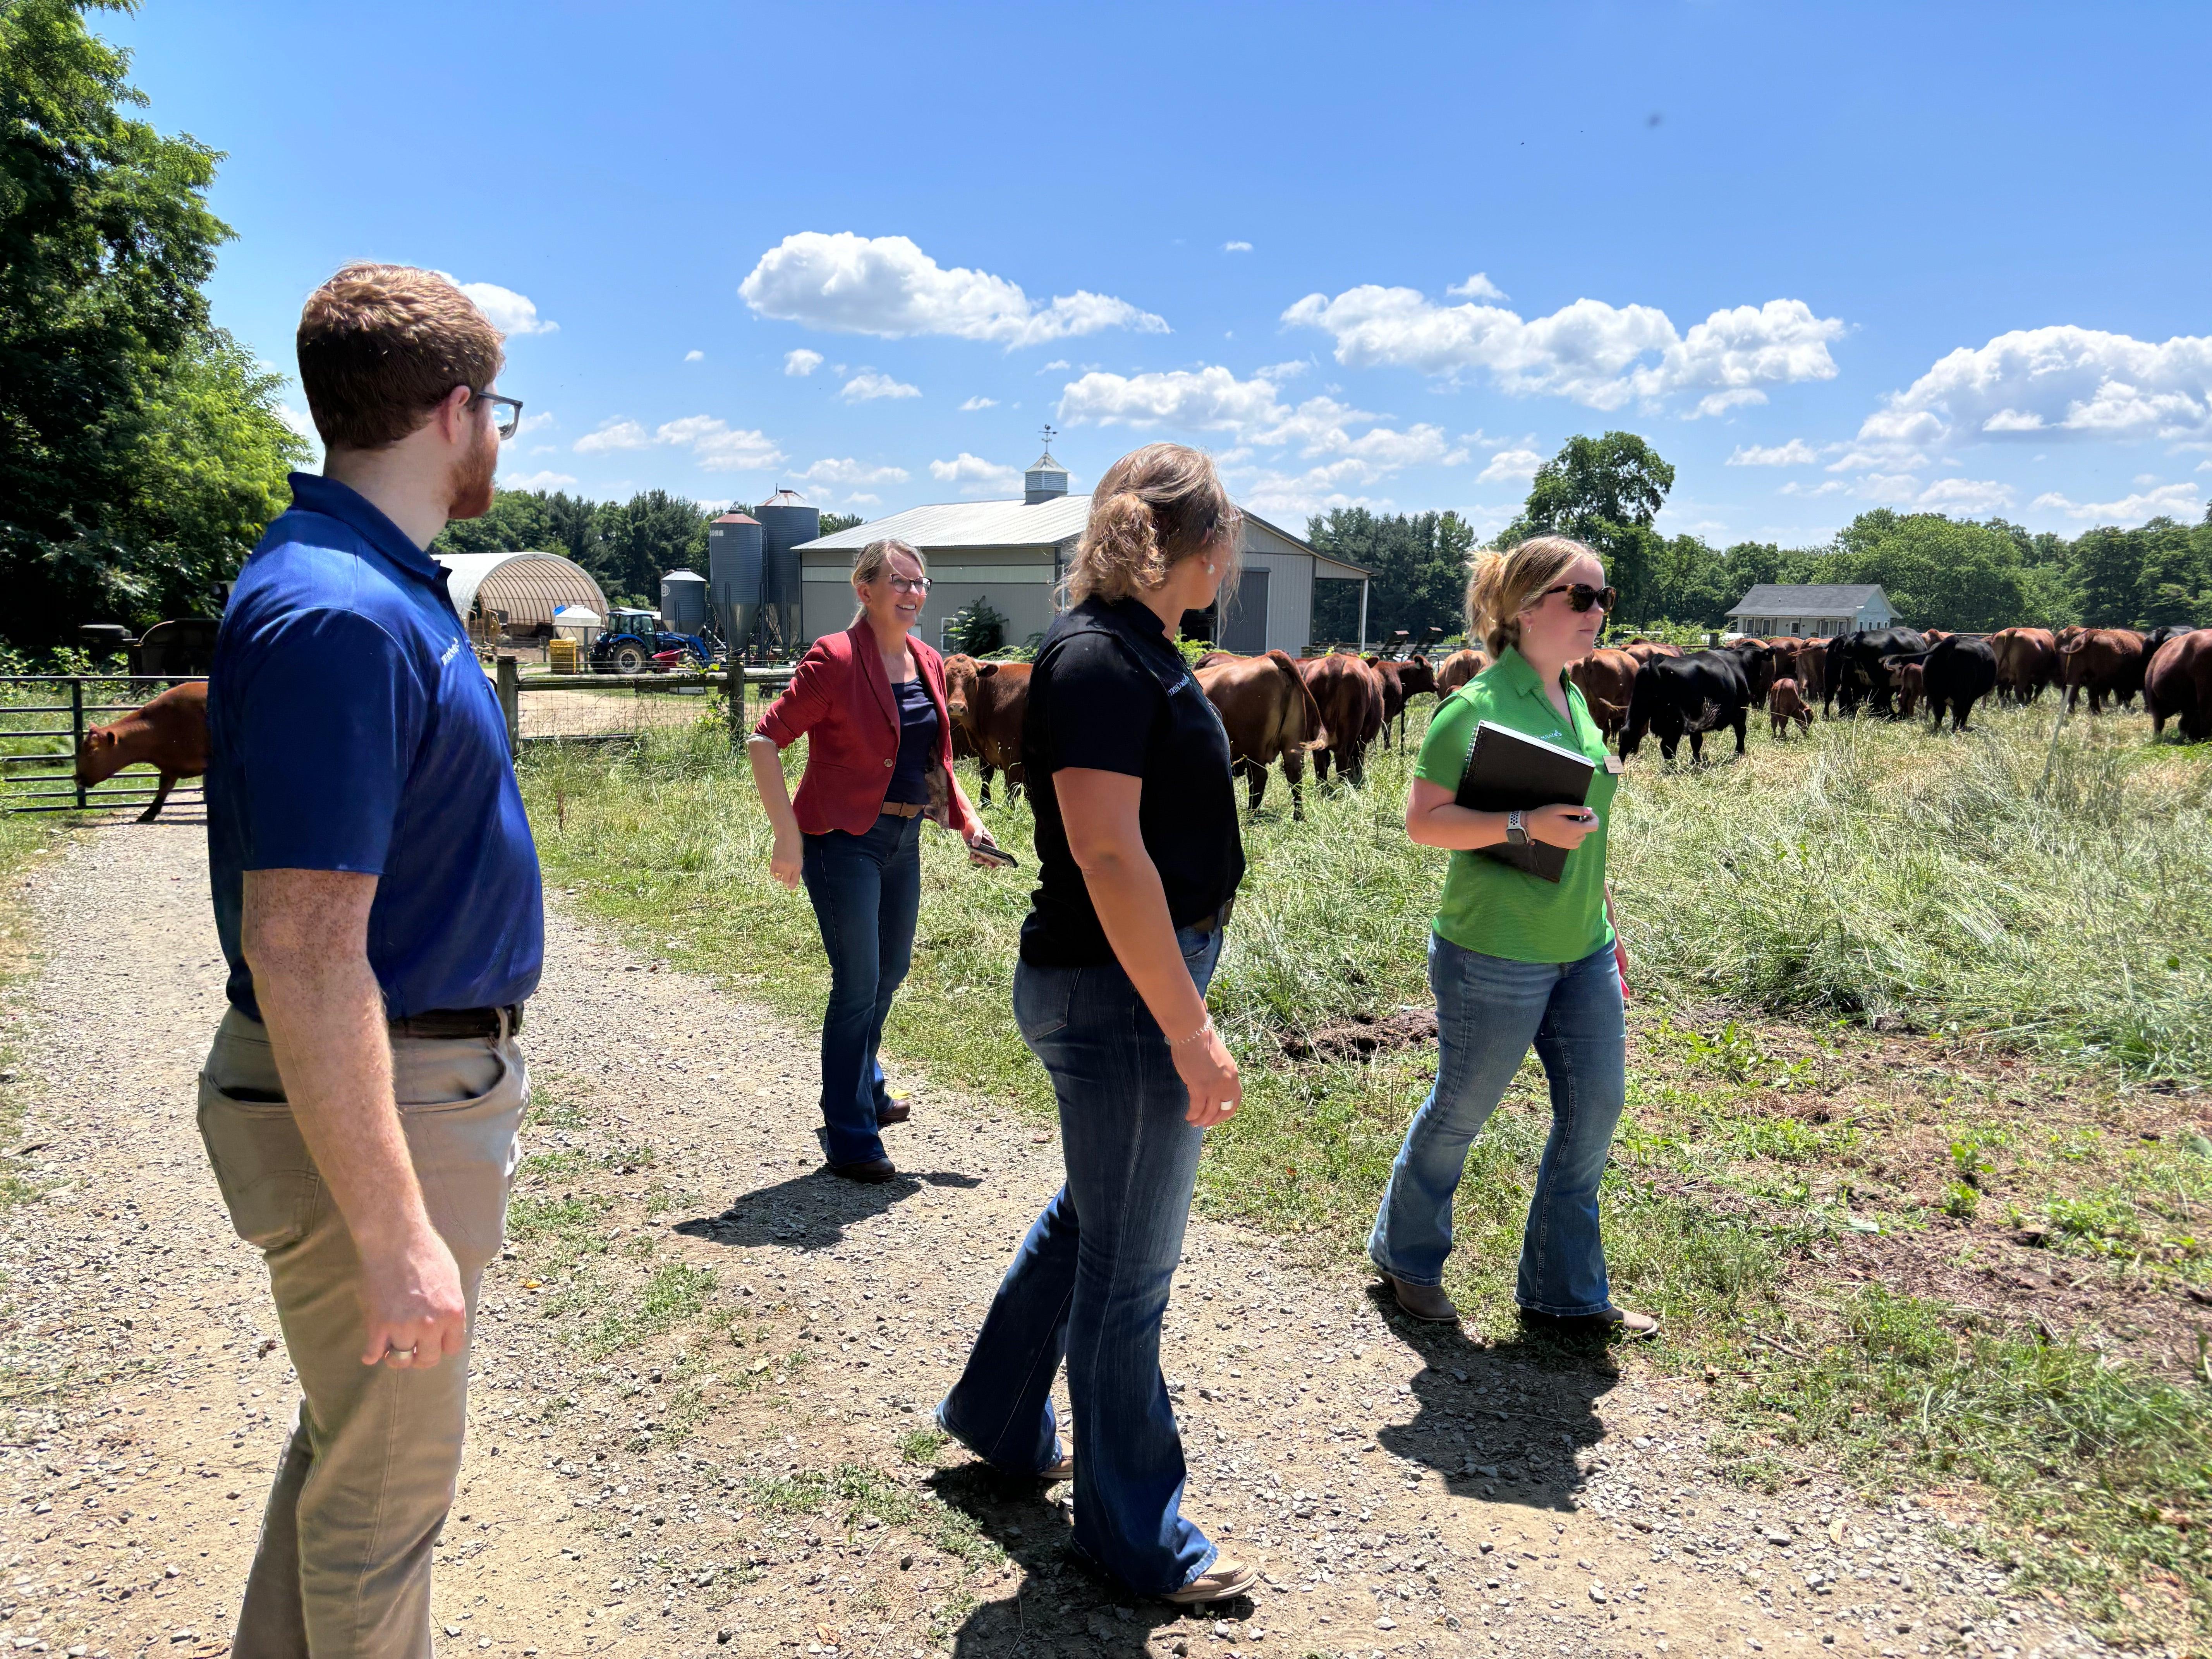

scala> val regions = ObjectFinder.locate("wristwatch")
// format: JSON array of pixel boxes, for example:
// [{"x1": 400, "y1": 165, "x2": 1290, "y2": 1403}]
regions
[{"x1": 1505, "y1": 809, "x2": 1530, "y2": 848}]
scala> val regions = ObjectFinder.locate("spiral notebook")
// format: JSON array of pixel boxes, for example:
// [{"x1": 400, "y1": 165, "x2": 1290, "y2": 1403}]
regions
[{"x1": 1453, "y1": 720, "x2": 1596, "y2": 883}]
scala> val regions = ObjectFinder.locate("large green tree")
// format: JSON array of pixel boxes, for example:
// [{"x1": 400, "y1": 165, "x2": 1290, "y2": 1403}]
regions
[
  {"x1": 1306, "y1": 507, "x2": 1475, "y2": 644},
  {"x1": 1502, "y1": 432, "x2": 1676, "y2": 621},
  {"x1": 1, "y1": 0, "x2": 302, "y2": 650}
]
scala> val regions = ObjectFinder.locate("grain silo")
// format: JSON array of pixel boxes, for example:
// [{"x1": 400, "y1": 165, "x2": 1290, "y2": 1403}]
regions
[
  {"x1": 659, "y1": 568, "x2": 708, "y2": 635},
  {"x1": 707, "y1": 512, "x2": 763, "y2": 649},
  {"x1": 756, "y1": 488, "x2": 820, "y2": 651}
]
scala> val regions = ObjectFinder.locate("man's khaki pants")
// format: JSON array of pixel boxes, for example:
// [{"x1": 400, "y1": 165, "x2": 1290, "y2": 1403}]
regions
[{"x1": 198, "y1": 1007, "x2": 527, "y2": 1659}]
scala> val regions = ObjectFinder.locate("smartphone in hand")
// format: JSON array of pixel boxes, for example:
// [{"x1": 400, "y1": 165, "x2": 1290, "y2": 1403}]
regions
[{"x1": 969, "y1": 840, "x2": 1020, "y2": 869}]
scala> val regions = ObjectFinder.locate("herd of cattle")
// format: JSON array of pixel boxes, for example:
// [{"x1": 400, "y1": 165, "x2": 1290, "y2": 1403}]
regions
[{"x1": 941, "y1": 620, "x2": 2212, "y2": 821}]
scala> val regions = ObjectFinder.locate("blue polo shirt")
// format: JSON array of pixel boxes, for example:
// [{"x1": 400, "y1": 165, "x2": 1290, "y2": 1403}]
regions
[{"x1": 207, "y1": 472, "x2": 543, "y2": 1021}]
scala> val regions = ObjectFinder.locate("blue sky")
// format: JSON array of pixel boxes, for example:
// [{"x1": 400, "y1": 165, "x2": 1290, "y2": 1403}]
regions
[{"x1": 108, "y1": 0, "x2": 2212, "y2": 546}]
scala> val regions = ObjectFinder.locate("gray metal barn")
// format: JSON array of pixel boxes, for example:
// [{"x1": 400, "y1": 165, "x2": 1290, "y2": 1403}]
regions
[{"x1": 793, "y1": 448, "x2": 1372, "y2": 654}]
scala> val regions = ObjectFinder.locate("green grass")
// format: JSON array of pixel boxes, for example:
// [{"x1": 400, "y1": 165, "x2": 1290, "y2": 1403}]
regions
[{"x1": 515, "y1": 696, "x2": 2212, "y2": 1645}]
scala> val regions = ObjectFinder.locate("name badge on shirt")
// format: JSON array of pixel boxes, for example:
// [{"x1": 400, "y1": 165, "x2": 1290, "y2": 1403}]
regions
[{"x1": 1604, "y1": 754, "x2": 1625, "y2": 775}]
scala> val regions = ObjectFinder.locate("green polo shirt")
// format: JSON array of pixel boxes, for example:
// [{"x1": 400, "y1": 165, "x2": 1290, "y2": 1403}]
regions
[{"x1": 1412, "y1": 646, "x2": 1619, "y2": 963}]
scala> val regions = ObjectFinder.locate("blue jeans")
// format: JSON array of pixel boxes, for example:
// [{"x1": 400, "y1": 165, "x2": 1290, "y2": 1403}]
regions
[
  {"x1": 1369, "y1": 935, "x2": 1626, "y2": 1316},
  {"x1": 937, "y1": 925, "x2": 1224, "y2": 1596},
  {"x1": 800, "y1": 812, "x2": 923, "y2": 1168}
]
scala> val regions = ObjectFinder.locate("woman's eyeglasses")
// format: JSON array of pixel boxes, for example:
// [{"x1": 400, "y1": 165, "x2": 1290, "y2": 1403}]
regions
[
  {"x1": 469, "y1": 389, "x2": 524, "y2": 440},
  {"x1": 885, "y1": 576, "x2": 932, "y2": 596},
  {"x1": 1534, "y1": 582, "x2": 1616, "y2": 614}
]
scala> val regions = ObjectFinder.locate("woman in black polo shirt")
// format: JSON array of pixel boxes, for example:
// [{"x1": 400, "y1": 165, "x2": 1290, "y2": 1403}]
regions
[{"x1": 936, "y1": 443, "x2": 1255, "y2": 1606}]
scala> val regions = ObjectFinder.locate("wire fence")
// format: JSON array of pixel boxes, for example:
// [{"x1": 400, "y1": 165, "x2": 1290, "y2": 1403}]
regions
[
  {"x1": 503, "y1": 662, "x2": 797, "y2": 749},
  {"x1": 0, "y1": 675, "x2": 207, "y2": 816}
]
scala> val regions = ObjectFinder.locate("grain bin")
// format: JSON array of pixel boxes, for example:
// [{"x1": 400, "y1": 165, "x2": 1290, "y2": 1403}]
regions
[
  {"x1": 756, "y1": 488, "x2": 819, "y2": 651},
  {"x1": 660, "y1": 567, "x2": 708, "y2": 635},
  {"x1": 707, "y1": 512, "x2": 763, "y2": 648}
]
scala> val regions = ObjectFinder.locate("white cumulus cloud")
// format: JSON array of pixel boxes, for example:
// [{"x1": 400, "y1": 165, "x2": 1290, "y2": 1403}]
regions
[
  {"x1": 455, "y1": 280, "x2": 558, "y2": 337},
  {"x1": 683, "y1": 349, "x2": 704, "y2": 363},
  {"x1": 1281, "y1": 284, "x2": 1842, "y2": 412},
  {"x1": 1447, "y1": 273, "x2": 1510, "y2": 302},
  {"x1": 655, "y1": 416, "x2": 786, "y2": 472},
  {"x1": 1727, "y1": 439, "x2": 1821, "y2": 467},
  {"x1": 740, "y1": 232, "x2": 1169, "y2": 350},
  {"x1": 784, "y1": 349, "x2": 823, "y2": 376},
  {"x1": 1845, "y1": 326, "x2": 2212, "y2": 470},
  {"x1": 959, "y1": 395, "x2": 998, "y2": 411},
  {"x1": 574, "y1": 419, "x2": 651, "y2": 454},
  {"x1": 799, "y1": 457, "x2": 910, "y2": 490},
  {"x1": 1477, "y1": 448, "x2": 1543, "y2": 484},
  {"x1": 2030, "y1": 481, "x2": 2204, "y2": 523},
  {"x1": 1224, "y1": 240, "x2": 1253, "y2": 253},
  {"x1": 842, "y1": 371, "x2": 921, "y2": 402},
  {"x1": 929, "y1": 453, "x2": 1024, "y2": 496},
  {"x1": 499, "y1": 468, "x2": 578, "y2": 491}
]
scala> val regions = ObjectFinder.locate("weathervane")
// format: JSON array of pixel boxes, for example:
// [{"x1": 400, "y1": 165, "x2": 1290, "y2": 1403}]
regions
[{"x1": 1040, "y1": 423, "x2": 1057, "y2": 453}]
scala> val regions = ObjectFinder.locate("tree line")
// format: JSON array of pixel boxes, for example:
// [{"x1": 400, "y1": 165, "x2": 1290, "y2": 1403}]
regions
[{"x1": 1312, "y1": 431, "x2": 2212, "y2": 642}]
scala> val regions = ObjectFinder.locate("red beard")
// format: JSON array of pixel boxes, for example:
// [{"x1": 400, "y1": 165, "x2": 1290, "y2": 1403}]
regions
[{"x1": 448, "y1": 424, "x2": 498, "y2": 519}]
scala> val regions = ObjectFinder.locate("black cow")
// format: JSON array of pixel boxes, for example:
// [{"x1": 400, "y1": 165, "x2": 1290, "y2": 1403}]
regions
[
  {"x1": 2142, "y1": 623, "x2": 2196, "y2": 663},
  {"x1": 1832, "y1": 627, "x2": 1931, "y2": 717},
  {"x1": 1723, "y1": 638, "x2": 1778, "y2": 702},
  {"x1": 1879, "y1": 634, "x2": 1999, "y2": 733},
  {"x1": 1621, "y1": 650, "x2": 1752, "y2": 763}
]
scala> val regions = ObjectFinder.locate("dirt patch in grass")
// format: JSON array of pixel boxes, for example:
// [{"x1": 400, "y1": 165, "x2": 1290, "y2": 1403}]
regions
[{"x1": 1278, "y1": 1005, "x2": 1437, "y2": 1062}]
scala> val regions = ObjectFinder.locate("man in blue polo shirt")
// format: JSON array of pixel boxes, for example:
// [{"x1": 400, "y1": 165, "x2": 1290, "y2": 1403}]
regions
[{"x1": 199, "y1": 263, "x2": 541, "y2": 1657}]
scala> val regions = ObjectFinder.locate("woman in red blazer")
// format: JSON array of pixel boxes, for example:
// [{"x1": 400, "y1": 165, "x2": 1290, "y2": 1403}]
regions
[{"x1": 747, "y1": 539, "x2": 1004, "y2": 1180}]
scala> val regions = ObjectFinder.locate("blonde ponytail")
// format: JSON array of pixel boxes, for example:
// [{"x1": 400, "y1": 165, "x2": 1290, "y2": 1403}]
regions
[
  {"x1": 1064, "y1": 443, "x2": 1240, "y2": 606},
  {"x1": 1466, "y1": 534, "x2": 1591, "y2": 657}
]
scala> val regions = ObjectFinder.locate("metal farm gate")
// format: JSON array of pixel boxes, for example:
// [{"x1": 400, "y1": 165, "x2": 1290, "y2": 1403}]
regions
[{"x1": 0, "y1": 675, "x2": 207, "y2": 816}]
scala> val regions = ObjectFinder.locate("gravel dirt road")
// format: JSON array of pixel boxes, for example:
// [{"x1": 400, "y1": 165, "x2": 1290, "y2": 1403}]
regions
[{"x1": 0, "y1": 823, "x2": 2101, "y2": 1659}]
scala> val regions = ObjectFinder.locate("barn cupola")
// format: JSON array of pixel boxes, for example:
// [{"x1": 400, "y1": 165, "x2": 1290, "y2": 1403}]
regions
[{"x1": 1024, "y1": 424, "x2": 1069, "y2": 505}]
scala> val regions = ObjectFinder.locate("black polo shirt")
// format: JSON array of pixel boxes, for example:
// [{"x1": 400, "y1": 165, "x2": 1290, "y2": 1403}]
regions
[{"x1": 1019, "y1": 596, "x2": 1245, "y2": 968}]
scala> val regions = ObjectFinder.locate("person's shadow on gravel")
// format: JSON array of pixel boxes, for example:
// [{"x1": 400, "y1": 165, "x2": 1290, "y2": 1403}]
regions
[
  {"x1": 1366, "y1": 1288, "x2": 1621, "y2": 1514},
  {"x1": 927, "y1": 1463, "x2": 1251, "y2": 1659},
  {"x1": 672, "y1": 1166, "x2": 981, "y2": 1253}
]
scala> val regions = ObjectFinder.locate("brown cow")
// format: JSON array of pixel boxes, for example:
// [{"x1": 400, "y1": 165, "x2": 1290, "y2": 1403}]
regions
[
  {"x1": 74, "y1": 679, "x2": 209, "y2": 823},
  {"x1": 940, "y1": 654, "x2": 1030, "y2": 805},
  {"x1": 1794, "y1": 638, "x2": 1829, "y2": 711},
  {"x1": 1191, "y1": 649, "x2": 1245, "y2": 671},
  {"x1": 1767, "y1": 676, "x2": 1812, "y2": 739},
  {"x1": 1365, "y1": 654, "x2": 1439, "y2": 747},
  {"x1": 2059, "y1": 627, "x2": 2147, "y2": 714},
  {"x1": 1433, "y1": 647, "x2": 1490, "y2": 696},
  {"x1": 1987, "y1": 626, "x2": 2059, "y2": 704},
  {"x1": 1298, "y1": 652, "x2": 1384, "y2": 786},
  {"x1": 1566, "y1": 647, "x2": 1638, "y2": 740},
  {"x1": 1621, "y1": 639, "x2": 1683, "y2": 669},
  {"x1": 1886, "y1": 659, "x2": 1926, "y2": 718},
  {"x1": 1197, "y1": 650, "x2": 1322, "y2": 819},
  {"x1": 2145, "y1": 629, "x2": 2212, "y2": 742}
]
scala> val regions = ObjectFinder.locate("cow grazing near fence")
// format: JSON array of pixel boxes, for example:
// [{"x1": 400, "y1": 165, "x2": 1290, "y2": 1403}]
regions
[
  {"x1": 74, "y1": 679, "x2": 209, "y2": 823},
  {"x1": 1622, "y1": 650, "x2": 1751, "y2": 763},
  {"x1": 2145, "y1": 629, "x2": 2212, "y2": 741},
  {"x1": 1299, "y1": 652, "x2": 1385, "y2": 786},
  {"x1": 1197, "y1": 650, "x2": 1322, "y2": 819},
  {"x1": 1365, "y1": 654, "x2": 1439, "y2": 748},
  {"x1": 1768, "y1": 677, "x2": 1812, "y2": 739},
  {"x1": 941, "y1": 654, "x2": 1030, "y2": 804},
  {"x1": 2059, "y1": 628, "x2": 2147, "y2": 714},
  {"x1": 1987, "y1": 627, "x2": 2059, "y2": 704},
  {"x1": 1433, "y1": 647, "x2": 1490, "y2": 697},
  {"x1": 1567, "y1": 648, "x2": 1639, "y2": 741}
]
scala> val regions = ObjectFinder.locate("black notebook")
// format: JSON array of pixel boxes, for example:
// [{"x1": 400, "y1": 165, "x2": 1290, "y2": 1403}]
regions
[{"x1": 1453, "y1": 720, "x2": 1597, "y2": 883}]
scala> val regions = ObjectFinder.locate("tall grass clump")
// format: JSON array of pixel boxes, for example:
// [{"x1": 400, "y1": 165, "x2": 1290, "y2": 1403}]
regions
[{"x1": 1611, "y1": 702, "x2": 2212, "y2": 1077}]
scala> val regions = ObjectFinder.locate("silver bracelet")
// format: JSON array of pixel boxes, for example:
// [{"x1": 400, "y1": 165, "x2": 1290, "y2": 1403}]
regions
[{"x1": 1170, "y1": 1013, "x2": 1216, "y2": 1049}]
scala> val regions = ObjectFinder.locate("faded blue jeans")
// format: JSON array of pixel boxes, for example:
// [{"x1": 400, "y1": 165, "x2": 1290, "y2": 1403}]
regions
[
  {"x1": 800, "y1": 811, "x2": 923, "y2": 1168},
  {"x1": 1369, "y1": 934, "x2": 1626, "y2": 1316},
  {"x1": 937, "y1": 924, "x2": 1223, "y2": 1596}
]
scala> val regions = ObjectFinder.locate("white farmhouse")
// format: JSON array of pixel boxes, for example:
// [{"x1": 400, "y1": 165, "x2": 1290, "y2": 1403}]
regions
[
  {"x1": 793, "y1": 446, "x2": 1372, "y2": 654},
  {"x1": 1727, "y1": 583, "x2": 1898, "y2": 639}
]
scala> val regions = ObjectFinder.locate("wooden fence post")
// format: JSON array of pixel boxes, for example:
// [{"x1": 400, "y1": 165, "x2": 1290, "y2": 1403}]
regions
[
  {"x1": 496, "y1": 655, "x2": 520, "y2": 757},
  {"x1": 726, "y1": 658, "x2": 745, "y2": 750}
]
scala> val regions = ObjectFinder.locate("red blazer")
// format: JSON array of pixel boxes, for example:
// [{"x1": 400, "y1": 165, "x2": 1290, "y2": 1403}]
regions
[{"x1": 756, "y1": 623, "x2": 981, "y2": 839}]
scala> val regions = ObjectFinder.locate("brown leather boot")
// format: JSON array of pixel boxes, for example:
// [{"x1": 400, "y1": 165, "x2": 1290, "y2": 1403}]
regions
[{"x1": 1382, "y1": 1275, "x2": 1460, "y2": 1323}]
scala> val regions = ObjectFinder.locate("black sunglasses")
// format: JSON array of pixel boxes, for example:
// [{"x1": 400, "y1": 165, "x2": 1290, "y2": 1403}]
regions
[
  {"x1": 468, "y1": 388, "x2": 524, "y2": 440},
  {"x1": 1534, "y1": 581, "x2": 1616, "y2": 613}
]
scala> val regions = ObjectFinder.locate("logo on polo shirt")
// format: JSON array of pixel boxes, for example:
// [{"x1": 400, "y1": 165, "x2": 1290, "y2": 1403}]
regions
[{"x1": 440, "y1": 636, "x2": 462, "y2": 666}]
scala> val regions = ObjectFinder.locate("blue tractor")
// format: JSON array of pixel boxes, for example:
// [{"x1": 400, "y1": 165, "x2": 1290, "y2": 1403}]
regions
[{"x1": 589, "y1": 608, "x2": 719, "y2": 675}]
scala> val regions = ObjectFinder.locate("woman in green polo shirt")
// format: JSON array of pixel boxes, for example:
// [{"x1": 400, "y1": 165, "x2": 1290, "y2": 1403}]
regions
[{"x1": 1367, "y1": 534, "x2": 1657, "y2": 1338}]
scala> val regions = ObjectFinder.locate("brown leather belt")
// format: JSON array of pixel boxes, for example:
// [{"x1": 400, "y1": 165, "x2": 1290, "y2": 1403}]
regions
[
  {"x1": 879, "y1": 800, "x2": 926, "y2": 819},
  {"x1": 388, "y1": 1004, "x2": 525, "y2": 1040},
  {"x1": 1187, "y1": 898, "x2": 1236, "y2": 936}
]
